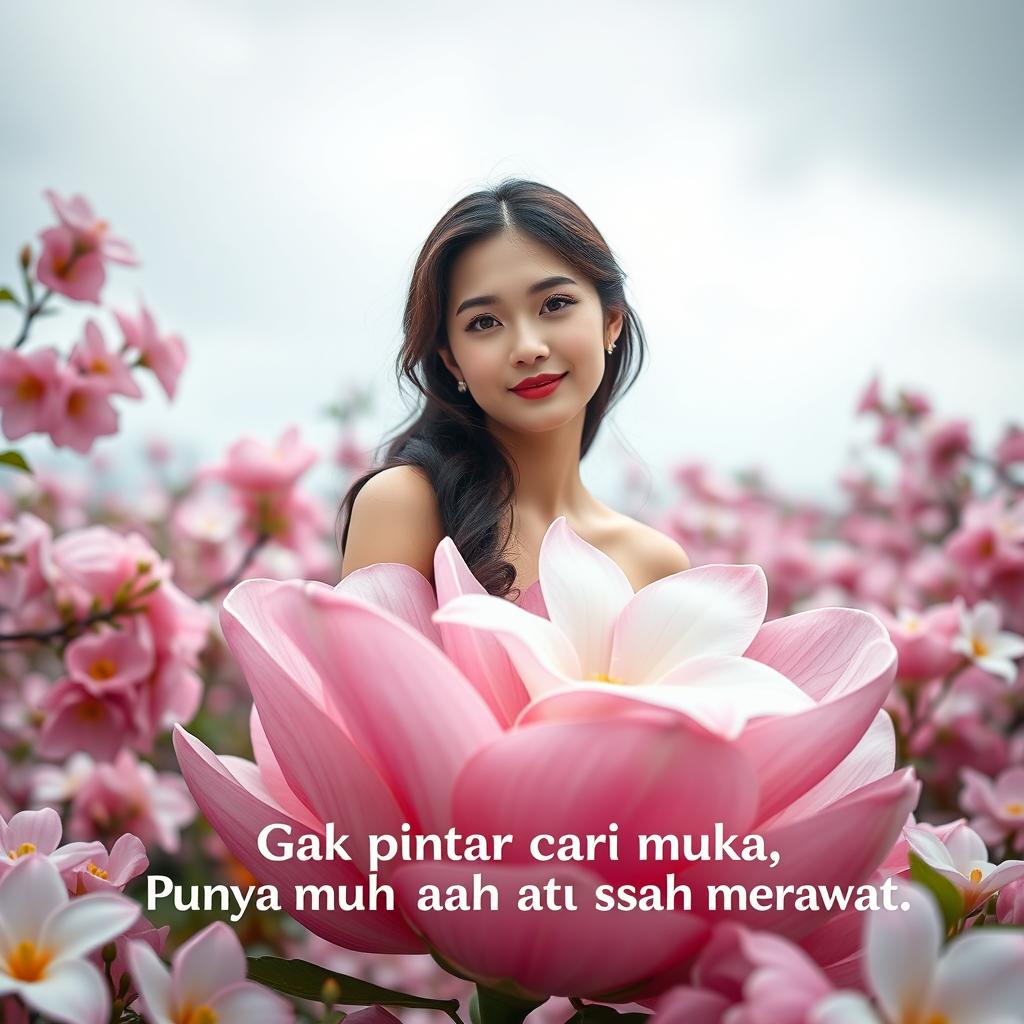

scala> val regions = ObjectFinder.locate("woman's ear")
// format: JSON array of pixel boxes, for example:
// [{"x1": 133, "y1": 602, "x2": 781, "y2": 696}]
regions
[
  {"x1": 606, "y1": 308, "x2": 625, "y2": 347},
  {"x1": 438, "y1": 346, "x2": 460, "y2": 378}
]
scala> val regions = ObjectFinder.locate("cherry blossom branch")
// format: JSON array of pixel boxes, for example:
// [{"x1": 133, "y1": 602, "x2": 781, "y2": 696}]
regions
[{"x1": 194, "y1": 530, "x2": 271, "y2": 603}]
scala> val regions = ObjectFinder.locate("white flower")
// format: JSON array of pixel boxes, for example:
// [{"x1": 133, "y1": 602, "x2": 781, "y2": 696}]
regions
[
  {"x1": 0, "y1": 854, "x2": 139, "y2": 1024},
  {"x1": 811, "y1": 880, "x2": 1024, "y2": 1024},
  {"x1": 952, "y1": 600, "x2": 1024, "y2": 684},
  {"x1": 905, "y1": 821, "x2": 1024, "y2": 914},
  {"x1": 127, "y1": 921, "x2": 293, "y2": 1024}
]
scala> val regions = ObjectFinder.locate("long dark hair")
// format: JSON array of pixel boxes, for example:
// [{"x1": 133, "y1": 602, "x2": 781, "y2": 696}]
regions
[{"x1": 337, "y1": 177, "x2": 647, "y2": 598}]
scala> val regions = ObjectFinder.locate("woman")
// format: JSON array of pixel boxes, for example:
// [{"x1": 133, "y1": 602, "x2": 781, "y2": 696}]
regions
[{"x1": 339, "y1": 178, "x2": 689, "y2": 601}]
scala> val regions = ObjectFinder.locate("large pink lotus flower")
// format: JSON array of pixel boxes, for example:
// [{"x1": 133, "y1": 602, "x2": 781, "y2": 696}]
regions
[{"x1": 175, "y1": 524, "x2": 918, "y2": 1002}]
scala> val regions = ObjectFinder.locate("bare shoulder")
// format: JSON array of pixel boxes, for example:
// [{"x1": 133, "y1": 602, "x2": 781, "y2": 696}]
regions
[
  {"x1": 594, "y1": 507, "x2": 691, "y2": 589},
  {"x1": 340, "y1": 465, "x2": 444, "y2": 582}
]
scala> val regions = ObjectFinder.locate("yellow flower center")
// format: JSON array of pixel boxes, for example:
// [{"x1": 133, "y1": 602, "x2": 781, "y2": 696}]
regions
[
  {"x1": 180, "y1": 1006, "x2": 219, "y2": 1024},
  {"x1": 67, "y1": 391, "x2": 87, "y2": 417},
  {"x1": 1006, "y1": 802, "x2": 1024, "y2": 816},
  {"x1": 7, "y1": 842, "x2": 37, "y2": 860},
  {"x1": 75, "y1": 700, "x2": 106, "y2": 721},
  {"x1": 6, "y1": 940, "x2": 52, "y2": 982},
  {"x1": 89, "y1": 358, "x2": 110, "y2": 374},
  {"x1": 588, "y1": 672, "x2": 627, "y2": 685},
  {"x1": 969, "y1": 867, "x2": 983, "y2": 883},
  {"x1": 15, "y1": 377, "x2": 43, "y2": 402},
  {"x1": 88, "y1": 657, "x2": 118, "y2": 680},
  {"x1": 87, "y1": 862, "x2": 110, "y2": 879},
  {"x1": 971, "y1": 637, "x2": 989, "y2": 658}
]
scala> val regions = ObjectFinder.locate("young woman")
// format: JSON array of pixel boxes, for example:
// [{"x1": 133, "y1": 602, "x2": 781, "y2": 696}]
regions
[{"x1": 338, "y1": 178, "x2": 689, "y2": 602}]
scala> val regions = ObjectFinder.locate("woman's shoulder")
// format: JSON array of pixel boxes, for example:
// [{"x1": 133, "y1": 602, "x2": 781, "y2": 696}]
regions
[
  {"x1": 590, "y1": 505, "x2": 691, "y2": 589},
  {"x1": 341, "y1": 465, "x2": 444, "y2": 581}
]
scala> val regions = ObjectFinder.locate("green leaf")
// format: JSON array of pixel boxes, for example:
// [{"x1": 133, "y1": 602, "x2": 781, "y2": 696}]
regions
[
  {"x1": 0, "y1": 450, "x2": 31, "y2": 474},
  {"x1": 0, "y1": 287, "x2": 20, "y2": 306},
  {"x1": 246, "y1": 956, "x2": 462, "y2": 1012},
  {"x1": 909, "y1": 851, "x2": 965, "y2": 932}
]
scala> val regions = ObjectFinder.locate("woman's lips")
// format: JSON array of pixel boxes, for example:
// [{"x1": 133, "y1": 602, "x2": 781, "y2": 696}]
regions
[{"x1": 510, "y1": 372, "x2": 567, "y2": 400}]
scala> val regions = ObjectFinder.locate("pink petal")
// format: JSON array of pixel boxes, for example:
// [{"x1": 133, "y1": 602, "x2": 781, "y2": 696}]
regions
[
  {"x1": 335, "y1": 562, "x2": 441, "y2": 645},
  {"x1": 0, "y1": 807, "x2": 63, "y2": 855},
  {"x1": 681, "y1": 768, "x2": 921, "y2": 939},
  {"x1": 609, "y1": 564, "x2": 768, "y2": 684},
  {"x1": 248, "y1": 708, "x2": 320, "y2": 828},
  {"x1": 452, "y1": 715, "x2": 758, "y2": 890},
  {"x1": 207, "y1": 980, "x2": 294, "y2": 1024},
  {"x1": 391, "y1": 861, "x2": 710, "y2": 998},
  {"x1": 223, "y1": 579, "x2": 501, "y2": 833},
  {"x1": 172, "y1": 726, "x2": 423, "y2": 953},
  {"x1": 737, "y1": 608, "x2": 897, "y2": 823}
]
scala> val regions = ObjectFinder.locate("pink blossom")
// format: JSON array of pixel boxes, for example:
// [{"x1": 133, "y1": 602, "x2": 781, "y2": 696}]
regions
[
  {"x1": 0, "y1": 348, "x2": 61, "y2": 440},
  {"x1": 68, "y1": 832, "x2": 148, "y2": 895},
  {"x1": 872, "y1": 602, "x2": 962, "y2": 684},
  {"x1": 0, "y1": 514, "x2": 51, "y2": 611},
  {"x1": 64, "y1": 629, "x2": 154, "y2": 695},
  {"x1": 995, "y1": 424, "x2": 1024, "y2": 469},
  {"x1": 69, "y1": 320, "x2": 142, "y2": 399},
  {"x1": 113, "y1": 304, "x2": 186, "y2": 399},
  {"x1": 34, "y1": 226, "x2": 106, "y2": 303},
  {"x1": 36, "y1": 679, "x2": 138, "y2": 761},
  {"x1": 945, "y1": 491, "x2": 1024, "y2": 586},
  {"x1": 856, "y1": 373, "x2": 883, "y2": 415},
  {"x1": 47, "y1": 366, "x2": 119, "y2": 453},
  {"x1": 68, "y1": 749, "x2": 195, "y2": 854},
  {"x1": 996, "y1": 877, "x2": 1024, "y2": 924},
  {"x1": 959, "y1": 765, "x2": 1024, "y2": 850},
  {"x1": 202, "y1": 425, "x2": 318, "y2": 495},
  {"x1": 127, "y1": 921, "x2": 293, "y2": 1024},
  {"x1": 44, "y1": 191, "x2": 138, "y2": 265},
  {"x1": 922, "y1": 418, "x2": 972, "y2": 480},
  {"x1": 0, "y1": 808, "x2": 104, "y2": 889}
]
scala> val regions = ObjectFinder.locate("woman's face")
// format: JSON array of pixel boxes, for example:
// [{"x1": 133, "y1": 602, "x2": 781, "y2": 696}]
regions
[{"x1": 440, "y1": 229, "x2": 623, "y2": 434}]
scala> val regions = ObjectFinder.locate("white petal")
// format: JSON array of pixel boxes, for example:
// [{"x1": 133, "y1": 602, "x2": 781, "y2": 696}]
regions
[
  {"x1": 433, "y1": 593, "x2": 582, "y2": 697},
  {"x1": 975, "y1": 655, "x2": 1018, "y2": 683},
  {"x1": 21, "y1": 959, "x2": 110, "y2": 1024},
  {"x1": 809, "y1": 991, "x2": 884, "y2": 1024},
  {"x1": 905, "y1": 827, "x2": 958, "y2": 870},
  {"x1": 942, "y1": 822, "x2": 989, "y2": 870},
  {"x1": 40, "y1": 893, "x2": 139, "y2": 961},
  {"x1": 172, "y1": 921, "x2": 247, "y2": 1005},
  {"x1": 0, "y1": 856, "x2": 67, "y2": 948},
  {"x1": 992, "y1": 632, "x2": 1024, "y2": 659},
  {"x1": 537, "y1": 517, "x2": 633, "y2": 678},
  {"x1": 865, "y1": 881, "x2": 941, "y2": 1024},
  {"x1": 930, "y1": 930, "x2": 1024, "y2": 1022},
  {"x1": 126, "y1": 939, "x2": 175, "y2": 1024},
  {"x1": 608, "y1": 563, "x2": 768, "y2": 684},
  {"x1": 209, "y1": 980, "x2": 294, "y2": 1024}
]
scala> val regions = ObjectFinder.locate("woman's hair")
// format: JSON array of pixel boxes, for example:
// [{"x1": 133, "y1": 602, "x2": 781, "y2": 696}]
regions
[{"x1": 337, "y1": 177, "x2": 647, "y2": 598}]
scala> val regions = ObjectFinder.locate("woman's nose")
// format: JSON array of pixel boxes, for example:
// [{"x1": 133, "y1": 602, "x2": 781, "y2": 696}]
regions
[{"x1": 510, "y1": 330, "x2": 550, "y2": 365}]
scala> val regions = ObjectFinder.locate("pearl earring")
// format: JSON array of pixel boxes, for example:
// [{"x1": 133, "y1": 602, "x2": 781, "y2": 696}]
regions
[
  {"x1": 606, "y1": 342, "x2": 616, "y2": 354},
  {"x1": 457, "y1": 379, "x2": 467, "y2": 393}
]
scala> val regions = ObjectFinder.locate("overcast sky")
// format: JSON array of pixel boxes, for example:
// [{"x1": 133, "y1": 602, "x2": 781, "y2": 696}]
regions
[{"x1": 2, "y1": 0, "x2": 1022, "y2": 509}]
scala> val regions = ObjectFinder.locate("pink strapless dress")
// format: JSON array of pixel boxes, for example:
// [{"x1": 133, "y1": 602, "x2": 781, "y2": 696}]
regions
[{"x1": 511, "y1": 578, "x2": 548, "y2": 618}]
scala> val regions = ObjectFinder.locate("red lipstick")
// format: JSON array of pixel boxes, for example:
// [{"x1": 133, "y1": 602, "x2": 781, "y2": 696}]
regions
[{"x1": 509, "y1": 372, "x2": 567, "y2": 400}]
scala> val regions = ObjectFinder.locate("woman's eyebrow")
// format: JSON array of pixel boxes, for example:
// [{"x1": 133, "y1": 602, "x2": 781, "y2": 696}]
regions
[{"x1": 455, "y1": 275, "x2": 577, "y2": 316}]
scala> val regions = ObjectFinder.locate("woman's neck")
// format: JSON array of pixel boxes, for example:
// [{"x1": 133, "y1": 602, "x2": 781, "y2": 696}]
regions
[{"x1": 485, "y1": 407, "x2": 594, "y2": 526}]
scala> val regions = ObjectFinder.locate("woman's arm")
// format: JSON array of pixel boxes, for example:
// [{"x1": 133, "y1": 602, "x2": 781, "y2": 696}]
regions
[{"x1": 340, "y1": 465, "x2": 444, "y2": 583}]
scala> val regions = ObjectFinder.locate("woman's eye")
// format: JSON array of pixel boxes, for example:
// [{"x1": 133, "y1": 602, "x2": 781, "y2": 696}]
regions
[{"x1": 466, "y1": 295, "x2": 577, "y2": 332}]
